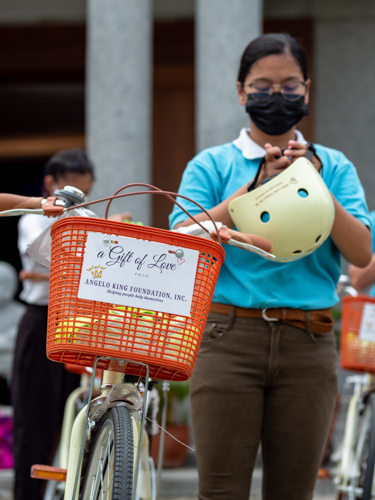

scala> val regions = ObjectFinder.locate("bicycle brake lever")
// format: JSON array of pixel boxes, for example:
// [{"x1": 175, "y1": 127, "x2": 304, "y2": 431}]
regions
[
  {"x1": 227, "y1": 238, "x2": 276, "y2": 261},
  {"x1": 0, "y1": 208, "x2": 45, "y2": 217},
  {"x1": 212, "y1": 226, "x2": 276, "y2": 260},
  {"x1": 175, "y1": 223, "x2": 276, "y2": 260}
]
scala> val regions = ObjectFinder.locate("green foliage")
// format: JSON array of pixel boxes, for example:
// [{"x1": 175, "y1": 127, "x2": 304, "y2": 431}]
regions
[
  {"x1": 155, "y1": 380, "x2": 191, "y2": 425},
  {"x1": 332, "y1": 309, "x2": 341, "y2": 321},
  {"x1": 168, "y1": 381, "x2": 190, "y2": 400}
]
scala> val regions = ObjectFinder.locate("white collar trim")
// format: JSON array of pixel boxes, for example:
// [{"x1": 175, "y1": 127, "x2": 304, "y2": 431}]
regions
[{"x1": 233, "y1": 128, "x2": 307, "y2": 160}]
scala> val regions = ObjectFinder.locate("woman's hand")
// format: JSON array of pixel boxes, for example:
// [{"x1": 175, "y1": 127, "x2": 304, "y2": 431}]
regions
[
  {"x1": 283, "y1": 140, "x2": 322, "y2": 172},
  {"x1": 257, "y1": 144, "x2": 291, "y2": 185},
  {"x1": 259, "y1": 141, "x2": 322, "y2": 186}
]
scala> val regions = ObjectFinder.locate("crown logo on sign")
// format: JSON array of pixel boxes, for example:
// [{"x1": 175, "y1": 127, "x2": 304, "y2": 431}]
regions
[{"x1": 87, "y1": 266, "x2": 106, "y2": 278}]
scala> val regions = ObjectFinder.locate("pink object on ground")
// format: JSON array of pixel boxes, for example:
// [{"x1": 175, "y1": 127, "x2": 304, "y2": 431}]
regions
[{"x1": 0, "y1": 414, "x2": 14, "y2": 469}]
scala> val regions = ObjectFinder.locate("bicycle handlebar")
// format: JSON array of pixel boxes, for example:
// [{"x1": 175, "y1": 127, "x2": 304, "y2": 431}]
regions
[
  {"x1": 337, "y1": 274, "x2": 358, "y2": 297},
  {"x1": 0, "y1": 183, "x2": 276, "y2": 260},
  {"x1": 176, "y1": 222, "x2": 275, "y2": 259}
]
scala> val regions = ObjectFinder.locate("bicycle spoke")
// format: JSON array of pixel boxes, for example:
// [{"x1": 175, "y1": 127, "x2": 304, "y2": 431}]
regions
[{"x1": 88, "y1": 428, "x2": 115, "y2": 500}]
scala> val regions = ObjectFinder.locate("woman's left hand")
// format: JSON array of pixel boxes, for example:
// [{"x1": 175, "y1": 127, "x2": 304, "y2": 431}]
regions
[{"x1": 283, "y1": 140, "x2": 322, "y2": 172}]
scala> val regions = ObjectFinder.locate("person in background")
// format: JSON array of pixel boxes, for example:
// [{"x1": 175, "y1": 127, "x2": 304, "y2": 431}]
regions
[
  {"x1": 12, "y1": 149, "x2": 94, "y2": 500},
  {"x1": 349, "y1": 210, "x2": 375, "y2": 293},
  {"x1": 0, "y1": 262, "x2": 26, "y2": 406},
  {"x1": 169, "y1": 33, "x2": 371, "y2": 500}
]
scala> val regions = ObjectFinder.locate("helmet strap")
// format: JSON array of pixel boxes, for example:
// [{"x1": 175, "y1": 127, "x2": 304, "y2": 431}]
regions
[
  {"x1": 247, "y1": 142, "x2": 322, "y2": 193},
  {"x1": 247, "y1": 157, "x2": 266, "y2": 192}
]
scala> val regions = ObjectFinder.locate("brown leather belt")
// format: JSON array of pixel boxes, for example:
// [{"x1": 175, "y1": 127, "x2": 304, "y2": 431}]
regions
[{"x1": 209, "y1": 303, "x2": 334, "y2": 334}]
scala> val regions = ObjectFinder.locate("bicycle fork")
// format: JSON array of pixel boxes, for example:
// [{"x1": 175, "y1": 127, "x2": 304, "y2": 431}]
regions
[
  {"x1": 63, "y1": 357, "x2": 149, "y2": 500},
  {"x1": 334, "y1": 374, "x2": 375, "y2": 499},
  {"x1": 335, "y1": 392, "x2": 362, "y2": 499}
]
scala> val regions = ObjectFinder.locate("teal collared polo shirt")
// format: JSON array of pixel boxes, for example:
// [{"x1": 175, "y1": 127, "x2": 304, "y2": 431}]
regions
[{"x1": 169, "y1": 130, "x2": 370, "y2": 310}]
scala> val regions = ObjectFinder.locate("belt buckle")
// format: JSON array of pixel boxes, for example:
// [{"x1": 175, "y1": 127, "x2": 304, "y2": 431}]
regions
[{"x1": 261, "y1": 308, "x2": 279, "y2": 322}]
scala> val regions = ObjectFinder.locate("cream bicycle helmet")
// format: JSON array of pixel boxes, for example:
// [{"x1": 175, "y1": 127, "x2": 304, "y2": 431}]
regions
[{"x1": 228, "y1": 157, "x2": 335, "y2": 262}]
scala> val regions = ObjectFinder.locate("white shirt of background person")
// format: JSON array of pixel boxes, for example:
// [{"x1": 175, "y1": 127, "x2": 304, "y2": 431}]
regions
[
  {"x1": 0, "y1": 261, "x2": 26, "y2": 382},
  {"x1": 17, "y1": 214, "x2": 53, "y2": 306}
]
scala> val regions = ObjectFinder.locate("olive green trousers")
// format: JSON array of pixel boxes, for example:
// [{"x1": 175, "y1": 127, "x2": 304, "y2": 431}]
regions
[{"x1": 190, "y1": 311, "x2": 337, "y2": 500}]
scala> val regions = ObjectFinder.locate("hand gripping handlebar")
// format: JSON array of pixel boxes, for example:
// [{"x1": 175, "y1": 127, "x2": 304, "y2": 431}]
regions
[{"x1": 0, "y1": 183, "x2": 276, "y2": 260}]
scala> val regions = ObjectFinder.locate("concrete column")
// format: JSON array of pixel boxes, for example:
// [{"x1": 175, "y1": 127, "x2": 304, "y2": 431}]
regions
[
  {"x1": 315, "y1": 15, "x2": 375, "y2": 211},
  {"x1": 86, "y1": 0, "x2": 152, "y2": 223},
  {"x1": 196, "y1": 0, "x2": 262, "y2": 152}
]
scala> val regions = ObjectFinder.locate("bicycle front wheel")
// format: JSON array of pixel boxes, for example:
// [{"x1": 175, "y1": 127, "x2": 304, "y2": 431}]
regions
[
  {"x1": 80, "y1": 406, "x2": 134, "y2": 500},
  {"x1": 360, "y1": 392, "x2": 375, "y2": 500}
]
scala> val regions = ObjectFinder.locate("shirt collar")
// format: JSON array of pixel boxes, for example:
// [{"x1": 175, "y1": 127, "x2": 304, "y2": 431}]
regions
[{"x1": 233, "y1": 128, "x2": 307, "y2": 160}]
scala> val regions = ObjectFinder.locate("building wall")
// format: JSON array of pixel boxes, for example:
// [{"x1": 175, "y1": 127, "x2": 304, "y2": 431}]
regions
[
  {"x1": 0, "y1": 0, "x2": 85, "y2": 24},
  {"x1": 315, "y1": 19, "x2": 375, "y2": 211},
  {"x1": 0, "y1": 0, "x2": 195, "y2": 24},
  {"x1": 196, "y1": 0, "x2": 262, "y2": 152},
  {"x1": 153, "y1": 0, "x2": 194, "y2": 20},
  {"x1": 2, "y1": 0, "x2": 375, "y2": 212},
  {"x1": 264, "y1": 0, "x2": 375, "y2": 19},
  {"x1": 264, "y1": 0, "x2": 375, "y2": 211}
]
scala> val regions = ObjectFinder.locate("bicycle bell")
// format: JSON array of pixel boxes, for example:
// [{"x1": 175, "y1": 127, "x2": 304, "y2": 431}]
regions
[{"x1": 54, "y1": 185, "x2": 86, "y2": 208}]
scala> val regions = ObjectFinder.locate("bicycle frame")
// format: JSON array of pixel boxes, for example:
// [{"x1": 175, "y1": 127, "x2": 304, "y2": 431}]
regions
[
  {"x1": 45, "y1": 365, "x2": 164, "y2": 500},
  {"x1": 60, "y1": 384, "x2": 90, "y2": 470},
  {"x1": 334, "y1": 373, "x2": 375, "y2": 498},
  {"x1": 63, "y1": 357, "x2": 150, "y2": 500}
]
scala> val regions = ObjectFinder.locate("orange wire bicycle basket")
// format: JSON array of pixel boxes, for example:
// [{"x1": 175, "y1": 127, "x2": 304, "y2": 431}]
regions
[
  {"x1": 340, "y1": 295, "x2": 375, "y2": 373},
  {"x1": 46, "y1": 217, "x2": 225, "y2": 381}
]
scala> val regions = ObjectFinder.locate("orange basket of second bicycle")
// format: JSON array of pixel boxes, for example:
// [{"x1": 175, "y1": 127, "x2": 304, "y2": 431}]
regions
[
  {"x1": 46, "y1": 216, "x2": 225, "y2": 381},
  {"x1": 340, "y1": 295, "x2": 375, "y2": 373}
]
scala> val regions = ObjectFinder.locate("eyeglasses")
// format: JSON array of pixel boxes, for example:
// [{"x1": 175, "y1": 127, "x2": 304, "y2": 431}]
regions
[{"x1": 243, "y1": 79, "x2": 307, "y2": 102}]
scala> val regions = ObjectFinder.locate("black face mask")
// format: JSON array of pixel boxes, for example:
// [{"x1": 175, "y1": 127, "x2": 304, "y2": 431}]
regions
[{"x1": 245, "y1": 92, "x2": 309, "y2": 136}]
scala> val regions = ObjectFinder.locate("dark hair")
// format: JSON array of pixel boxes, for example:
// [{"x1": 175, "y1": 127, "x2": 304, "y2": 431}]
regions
[
  {"x1": 43, "y1": 148, "x2": 95, "y2": 181},
  {"x1": 237, "y1": 33, "x2": 308, "y2": 84}
]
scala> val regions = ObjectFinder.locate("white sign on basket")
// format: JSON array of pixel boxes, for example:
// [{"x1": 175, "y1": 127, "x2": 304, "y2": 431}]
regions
[
  {"x1": 77, "y1": 232, "x2": 199, "y2": 317},
  {"x1": 358, "y1": 303, "x2": 375, "y2": 343}
]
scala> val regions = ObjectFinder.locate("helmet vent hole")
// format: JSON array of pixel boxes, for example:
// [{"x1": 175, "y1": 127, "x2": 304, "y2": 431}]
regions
[
  {"x1": 260, "y1": 211, "x2": 270, "y2": 223},
  {"x1": 293, "y1": 250, "x2": 302, "y2": 254},
  {"x1": 298, "y1": 188, "x2": 308, "y2": 198},
  {"x1": 315, "y1": 235, "x2": 322, "y2": 243}
]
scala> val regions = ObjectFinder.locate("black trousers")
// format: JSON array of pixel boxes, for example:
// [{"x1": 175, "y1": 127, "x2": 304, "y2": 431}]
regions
[{"x1": 11, "y1": 305, "x2": 80, "y2": 500}]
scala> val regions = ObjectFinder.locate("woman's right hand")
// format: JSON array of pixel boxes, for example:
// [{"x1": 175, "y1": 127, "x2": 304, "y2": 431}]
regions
[
  {"x1": 257, "y1": 143, "x2": 292, "y2": 185},
  {"x1": 222, "y1": 227, "x2": 273, "y2": 253}
]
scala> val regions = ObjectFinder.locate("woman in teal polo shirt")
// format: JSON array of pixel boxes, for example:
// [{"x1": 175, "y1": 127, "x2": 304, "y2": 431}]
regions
[{"x1": 169, "y1": 33, "x2": 372, "y2": 500}]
